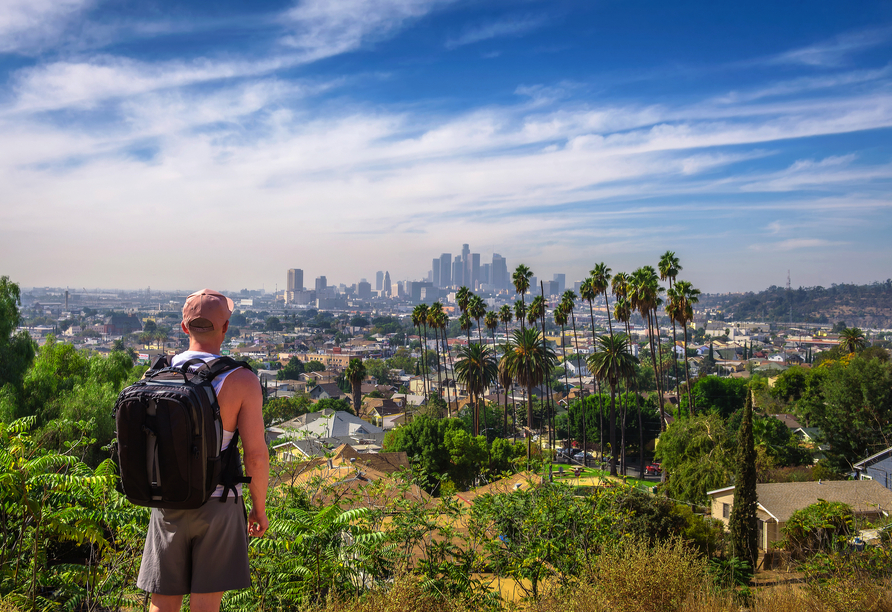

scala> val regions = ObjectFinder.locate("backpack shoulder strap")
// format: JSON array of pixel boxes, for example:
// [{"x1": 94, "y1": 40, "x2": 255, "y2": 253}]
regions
[
  {"x1": 201, "y1": 357, "x2": 254, "y2": 382},
  {"x1": 218, "y1": 428, "x2": 252, "y2": 503}
]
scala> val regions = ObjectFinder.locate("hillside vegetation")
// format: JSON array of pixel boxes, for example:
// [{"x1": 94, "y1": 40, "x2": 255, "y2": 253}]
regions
[{"x1": 700, "y1": 280, "x2": 892, "y2": 327}]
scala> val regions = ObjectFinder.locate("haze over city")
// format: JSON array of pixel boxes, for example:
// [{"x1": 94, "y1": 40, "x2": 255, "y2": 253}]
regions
[{"x1": 2, "y1": 0, "x2": 891, "y2": 293}]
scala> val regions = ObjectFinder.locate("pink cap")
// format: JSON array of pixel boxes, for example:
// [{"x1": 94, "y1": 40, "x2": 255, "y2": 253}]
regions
[{"x1": 182, "y1": 289, "x2": 234, "y2": 332}]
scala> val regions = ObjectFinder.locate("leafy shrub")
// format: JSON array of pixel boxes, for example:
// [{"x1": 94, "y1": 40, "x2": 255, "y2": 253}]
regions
[{"x1": 781, "y1": 501, "x2": 854, "y2": 558}]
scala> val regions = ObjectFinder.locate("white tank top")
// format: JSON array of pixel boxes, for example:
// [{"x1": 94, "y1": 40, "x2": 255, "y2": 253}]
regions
[{"x1": 170, "y1": 351, "x2": 242, "y2": 497}]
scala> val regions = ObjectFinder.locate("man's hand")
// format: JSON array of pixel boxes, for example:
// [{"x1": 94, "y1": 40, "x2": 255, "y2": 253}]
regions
[{"x1": 247, "y1": 506, "x2": 268, "y2": 538}]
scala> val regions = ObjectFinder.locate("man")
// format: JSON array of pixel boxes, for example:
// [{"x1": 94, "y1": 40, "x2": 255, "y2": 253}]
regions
[{"x1": 137, "y1": 289, "x2": 269, "y2": 612}]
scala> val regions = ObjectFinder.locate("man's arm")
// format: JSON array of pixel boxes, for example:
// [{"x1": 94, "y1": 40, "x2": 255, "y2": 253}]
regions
[{"x1": 231, "y1": 369, "x2": 270, "y2": 537}]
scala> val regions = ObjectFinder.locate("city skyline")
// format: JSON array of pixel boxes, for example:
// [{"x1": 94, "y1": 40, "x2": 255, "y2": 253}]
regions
[{"x1": 2, "y1": 1, "x2": 892, "y2": 293}]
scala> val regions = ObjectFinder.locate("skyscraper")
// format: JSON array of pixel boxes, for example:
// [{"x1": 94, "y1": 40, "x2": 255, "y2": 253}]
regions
[
  {"x1": 357, "y1": 280, "x2": 371, "y2": 299},
  {"x1": 553, "y1": 273, "x2": 566, "y2": 295},
  {"x1": 432, "y1": 258, "x2": 440, "y2": 287},
  {"x1": 492, "y1": 254, "x2": 508, "y2": 290},
  {"x1": 383, "y1": 271, "x2": 391, "y2": 296},
  {"x1": 376, "y1": 271, "x2": 384, "y2": 291},
  {"x1": 452, "y1": 256, "x2": 463, "y2": 287},
  {"x1": 440, "y1": 253, "x2": 452, "y2": 287},
  {"x1": 287, "y1": 269, "x2": 303, "y2": 292},
  {"x1": 471, "y1": 253, "x2": 480, "y2": 289},
  {"x1": 315, "y1": 276, "x2": 327, "y2": 293}
]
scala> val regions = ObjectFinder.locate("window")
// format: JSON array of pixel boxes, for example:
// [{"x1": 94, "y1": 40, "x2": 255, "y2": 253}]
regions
[{"x1": 722, "y1": 503, "x2": 730, "y2": 519}]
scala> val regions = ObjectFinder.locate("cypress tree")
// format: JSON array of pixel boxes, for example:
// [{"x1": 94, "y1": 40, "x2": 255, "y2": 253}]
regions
[{"x1": 729, "y1": 387, "x2": 758, "y2": 571}]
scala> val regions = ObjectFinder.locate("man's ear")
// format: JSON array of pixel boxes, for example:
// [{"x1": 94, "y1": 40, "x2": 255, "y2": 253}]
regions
[
  {"x1": 222, "y1": 320, "x2": 230, "y2": 334},
  {"x1": 181, "y1": 321, "x2": 190, "y2": 335}
]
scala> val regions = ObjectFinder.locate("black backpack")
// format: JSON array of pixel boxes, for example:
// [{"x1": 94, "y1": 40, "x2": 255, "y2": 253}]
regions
[{"x1": 114, "y1": 355, "x2": 253, "y2": 509}]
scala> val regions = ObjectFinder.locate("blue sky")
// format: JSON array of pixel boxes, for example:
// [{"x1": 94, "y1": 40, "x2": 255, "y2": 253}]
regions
[{"x1": 2, "y1": 0, "x2": 891, "y2": 294}]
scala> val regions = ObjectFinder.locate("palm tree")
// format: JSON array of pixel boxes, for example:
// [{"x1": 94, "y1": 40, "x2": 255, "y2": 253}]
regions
[
  {"x1": 527, "y1": 295, "x2": 545, "y2": 327},
  {"x1": 839, "y1": 327, "x2": 868, "y2": 354},
  {"x1": 590, "y1": 263, "x2": 613, "y2": 337},
  {"x1": 498, "y1": 305, "x2": 514, "y2": 437},
  {"x1": 587, "y1": 334, "x2": 639, "y2": 477},
  {"x1": 454, "y1": 343, "x2": 498, "y2": 436},
  {"x1": 484, "y1": 310, "x2": 499, "y2": 439},
  {"x1": 469, "y1": 295, "x2": 487, "y2": 346},
  {"x1": 666, "y1": 280, "x2": 700, "y2": 415},
  {"x1": 500, "y1": 327, "x2": 556, "y2": 466},
  {"x1": 456, "y1": 286, "x2": 472, "y2": 317},
  {"x1": 513, "y1": 300, "x2": 526, "y2": 327},
  {"x1": 344, "y1": 358, "x2": 367, "y2": 417},
  {"x1": 613, "y1": 295, "x2": 644, "y2": 477},
  {"x1": 561, "y1": 289, "x2": 587, "y2": 466},
  {"x1": 512, "y1": 264, "x2": 533, "y2": 332},
  {"x1": 435, "y1": 309, "x2": 455, "y2": 417},
  {"x1": 631, "y1": 266, "x2": 667, "y2": 432},
  {"x1": 554, "y1": 303, "x2": 571, "y2": 449},
  {"x1": 427, "y1": 302, "x2": 445, "y2": 401},
  {"x1": 659, "y1": 251, "x2": 682, "y2": 396},
  {"x1": 527, "y1": 292, "x2": 554, "y2": 452},
  {"x1": 411, "y1": 305, "x2": 428, "y2": 400},
  {"x1": 485, "y1": 311, "x2": 499, "y2": 349},
  {"x1": 498, "y1": 359, "x2": 514, "y2": 440}
]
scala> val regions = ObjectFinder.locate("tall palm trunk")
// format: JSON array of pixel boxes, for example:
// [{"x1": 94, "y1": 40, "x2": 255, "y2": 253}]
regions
[
  {"x1": 608, "y1": 379, "x2": 617, "y2": 476},
  {"x1": 668, "y1": 277, "x2": 680, "y2": 397},
  {"x1": 569, "y1": 308, "x2": 586, "y2": 467},
  {"x1": 646, "y1": 309, "x2": 666, "y2": 432},
  {"x1": 442, "y1": 335, "x2": 455, "y2": 418},
  {"x1": 560, "y1": 322, "x2": 570, "y2": 449},
  {"x1": 421, "y1": 322, "x2": 430, "y2": 401},
  {"x1": 683, "y1": 322, "x2": 695, "y2": 415},
  {"x1": 537, "y1": 290, "x2": 555, "y2": 455},
  {"x1": 433, "y1": 324, "x2": 443, "y2": 402}
]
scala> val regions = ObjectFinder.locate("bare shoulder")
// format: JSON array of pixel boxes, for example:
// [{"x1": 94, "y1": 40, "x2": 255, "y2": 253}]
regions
[{"x1": 225, "y1": 367, "x2": 263, "y2": 397}]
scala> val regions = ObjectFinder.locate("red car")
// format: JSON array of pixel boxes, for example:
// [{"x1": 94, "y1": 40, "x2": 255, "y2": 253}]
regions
[{"x1": 644, "y1": 463, "x2": 662, "y2": 476}]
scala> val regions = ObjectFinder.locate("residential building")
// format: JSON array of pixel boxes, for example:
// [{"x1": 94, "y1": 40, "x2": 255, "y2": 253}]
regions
[
  {"x1": 708, "y1": 480, "x2": 892, "y2": 550},
  {"x1": 854, "y1": 446, "x2": 892, "y2": 490}
]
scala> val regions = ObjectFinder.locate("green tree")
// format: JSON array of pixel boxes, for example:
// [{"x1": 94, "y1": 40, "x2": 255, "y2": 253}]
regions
[
  {"x1": 313, "y1": 397, "x2": 353, "y2": 414},
  {"x1": 588, "y1": 334, "x2": 639, "y2": 476},
  {"x1": 265, "y1": 316, "x2": 283, "y2": 331},
  {"x1": 344, "y1": 358, "x2": 367, "y2": 417},
  {"x1": 804, "y1": 355, "x2": 892, "y2": 470},
  {"x1": 659, "y1": 251, "x2": 682, "y2": 393},
  {"x1": 838, "y1": 327, "x2": 868, "y2": 354},
  {"x1": 383, "y1": 415, "x2": 470, "y2": 493},
  {"x1": 655, "y1": 413, "x2": 733, "y2": 504},
  {"x1": 511, "y1": 264, "x2": 533, "y2": 332},
  {"x1": 729, "y1": 389, "x2": 758, "y2": 570},
  {"x1": 454, "y1": 343, "x2": 498, "y2": 436},
  {"x1": 0, "y1": 276, "x2": 36, "y2": 395},
  {"x1": 277, "y1": 356, "x2": 305, "y2": 380},
  {"x1": 305, "y1": 360, "x2": 325, "y2": 372},
  {"x1": 500, "y1": 327, "x2": 557, "y2": 465},
  {"x1": 666, "y1": 279, "x2": 700, "y2": 414}
]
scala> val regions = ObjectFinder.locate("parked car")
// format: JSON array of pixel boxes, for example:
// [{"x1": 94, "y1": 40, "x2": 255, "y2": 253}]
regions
[{"x1": 644, "y1": 463, "x2": 662, "y2": 475}]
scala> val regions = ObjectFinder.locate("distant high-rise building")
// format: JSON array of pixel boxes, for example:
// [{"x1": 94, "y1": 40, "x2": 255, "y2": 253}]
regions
[
  {"x1": 440, "y1": 253, "x2": 452, "y2": 287},
  {"x1": 452, "y1": 256, "x2": 463, "y2": 287},
  {"x1": 383, "y1": 271, "x2": 391, "y2": 297},
  {"x1": 471, "y1": 253, "x2": 480, "y2": 289},
  {"x1": 315, "y1": 276, "x2": 327, "y2": 294},
  {"x1": 376, "y1": 271, "x2": 384, "y2": 291},
  {"x1": 544, "y1": 280, "x2": 559, "y2": 297},
  {"x1": 529, "y1": 277, "x2": 537, "y2": 294},
  {"x1": 492, "y1": 254, "x2": 508, "y2": 290},
  {"x1": 481, "y1": 263, "x2": 491, "y2": 286},
  {"x1": 432, "y1": 258, "x2": 440, "y2": 287},
  {"x1": 461, "y1": 244, "x2": 471, "y2": 288},
  {"x1": 553, "y1": 274, "x2": 566, "y2": 295},
  {"x1": 287, "y1": 269, "x2": 303, "y2": 292},
  {"x1": 357, "y1": 280, "x2": 371, "y2": 299},
  {"x1": 286, "y1": 269, "x2": 303, "y2": 303}
]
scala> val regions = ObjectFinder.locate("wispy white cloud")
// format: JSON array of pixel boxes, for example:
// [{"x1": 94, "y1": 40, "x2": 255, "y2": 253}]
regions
[
  {"x1": 768, "y1": 26, "x2": 892, "y2": 67},
  {"x1": 280, "y1": 0, "x2": 454, "y2": 60},
  {"x1": 445, "y1": 13, "x2": 548, "y2": 49},
  {"x1": 0, "y1": 0, "x2": 94, "y2": 53},
  {"x1": 715, "y1": 65, "x2": 892, "y2": 104},
  {"x1": 749, "y1": 238, "x2": 848, "y2": 252}
]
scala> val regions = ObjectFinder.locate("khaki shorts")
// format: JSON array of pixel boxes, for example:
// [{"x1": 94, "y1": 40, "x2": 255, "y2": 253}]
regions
[{"x1": 137, "y1": 498, "x2": 251, "y2": 595}]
